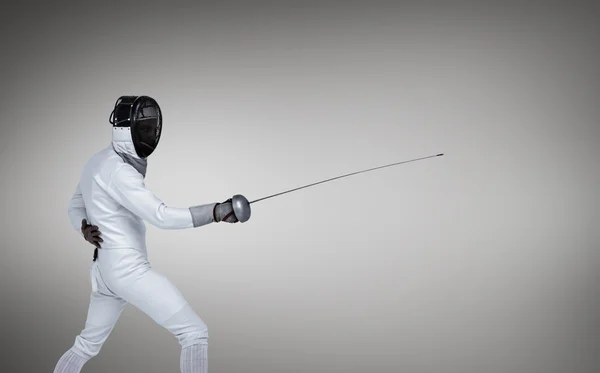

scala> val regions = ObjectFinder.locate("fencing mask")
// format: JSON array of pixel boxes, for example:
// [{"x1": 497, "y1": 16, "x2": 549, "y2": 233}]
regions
[{"x1": 109, "y1": 96, "x2": 162, "y2": 158}]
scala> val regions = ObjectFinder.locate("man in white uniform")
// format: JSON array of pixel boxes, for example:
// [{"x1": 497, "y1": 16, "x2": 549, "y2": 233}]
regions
[{"x1": 54, "y1": 96, "x2": 240, "y2": 373}]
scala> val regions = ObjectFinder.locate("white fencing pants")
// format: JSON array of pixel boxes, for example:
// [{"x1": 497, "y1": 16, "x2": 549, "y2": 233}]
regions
[{"x1": 55, "y1": 248, "x2": 208, "y2": 372}]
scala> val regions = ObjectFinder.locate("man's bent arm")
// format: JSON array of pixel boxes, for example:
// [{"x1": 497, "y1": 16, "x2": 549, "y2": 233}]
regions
[{"x1": 67, "y1": 183, "x2": 87, "y2": 237}]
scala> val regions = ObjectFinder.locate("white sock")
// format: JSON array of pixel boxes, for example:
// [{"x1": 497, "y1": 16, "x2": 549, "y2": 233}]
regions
[
  {"x1": 180, "y1": 343, "x2": 208, "y2": 373},
  {"x1": 53, "y1": 349, "x2": 88, "y2": 373}
]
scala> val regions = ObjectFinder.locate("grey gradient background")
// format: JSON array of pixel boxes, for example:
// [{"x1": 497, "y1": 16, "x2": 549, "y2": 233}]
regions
[{"x1": 1, "y1": 1, "x2": 599, "y2": 372}]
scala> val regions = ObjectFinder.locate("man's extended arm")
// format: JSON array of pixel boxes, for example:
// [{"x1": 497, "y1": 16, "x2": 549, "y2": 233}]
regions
[{"x1": 103, "y1": 165, "x2": 217, "y2": 229}]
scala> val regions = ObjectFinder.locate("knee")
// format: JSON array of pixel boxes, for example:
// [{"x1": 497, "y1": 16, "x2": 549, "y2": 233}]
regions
[
  {"x1": 72, "y1": 335, "x2": 103, "y2": 359},
  {"x1": 71, "y1": 323, "x2": 115, "y2": 359},
  {"x1": 162, "y1": 304, "x2": 209, "y2": 348},
  {"x1": 180, "y1": 322, "x2": 209, "y2": 348}
]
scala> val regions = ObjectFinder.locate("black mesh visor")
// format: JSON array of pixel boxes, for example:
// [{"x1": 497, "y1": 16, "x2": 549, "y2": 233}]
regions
[{"x1": 131, "y1": 97, "x2": 162, "y2": 158}]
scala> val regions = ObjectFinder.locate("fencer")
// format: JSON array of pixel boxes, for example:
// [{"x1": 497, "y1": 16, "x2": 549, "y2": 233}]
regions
[{"x1": 54, "y1": 96, "x2": 241, "y2": 373}]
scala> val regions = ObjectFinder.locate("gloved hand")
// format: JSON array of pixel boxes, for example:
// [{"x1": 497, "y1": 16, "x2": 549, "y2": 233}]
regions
[
  {"x1": 213, "y1": 199, "x2": 239, "y2": 223},
  {"x1": 81, "y1": 219, "x2": 103, "y2": 248}
]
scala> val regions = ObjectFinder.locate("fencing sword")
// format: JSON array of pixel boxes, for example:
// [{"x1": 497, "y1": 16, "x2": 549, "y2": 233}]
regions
[{"x1": 230, "y1": 153, "x2": 444, "y2": 223}]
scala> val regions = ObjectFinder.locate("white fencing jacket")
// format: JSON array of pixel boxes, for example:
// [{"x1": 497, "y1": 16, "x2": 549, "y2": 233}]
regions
[{"x1": 67, "y1": 126, "x2": 216, "y2": 251}]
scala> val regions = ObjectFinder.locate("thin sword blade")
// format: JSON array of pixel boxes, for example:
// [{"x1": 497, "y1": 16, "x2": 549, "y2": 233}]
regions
[{"x1": 249, "y1": 153, "x2": 444, "y2": 204}]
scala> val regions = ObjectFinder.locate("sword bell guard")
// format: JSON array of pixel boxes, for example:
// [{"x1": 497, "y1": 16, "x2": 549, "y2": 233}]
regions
[{"x1": 232, "y1": 194, "x2": 251, "y2": 223}]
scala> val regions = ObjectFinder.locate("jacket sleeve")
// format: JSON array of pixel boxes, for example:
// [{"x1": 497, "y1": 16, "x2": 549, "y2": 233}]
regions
[
  {"x1": 105, "y1": 165, "x2": 216, "y2": 229},
  {"x1": 67, "y1": 183, "x2": 87, "y2": 237}
]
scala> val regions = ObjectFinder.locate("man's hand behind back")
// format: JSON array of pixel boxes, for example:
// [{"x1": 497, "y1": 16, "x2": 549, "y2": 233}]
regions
[{"x1": 81, "y1": 219, "x2": 103, "y2": 248}]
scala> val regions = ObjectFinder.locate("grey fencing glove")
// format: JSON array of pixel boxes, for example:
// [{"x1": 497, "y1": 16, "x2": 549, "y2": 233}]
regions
[{"x1": 213, "y1": 199, "x2": 239, "y2": 223}]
